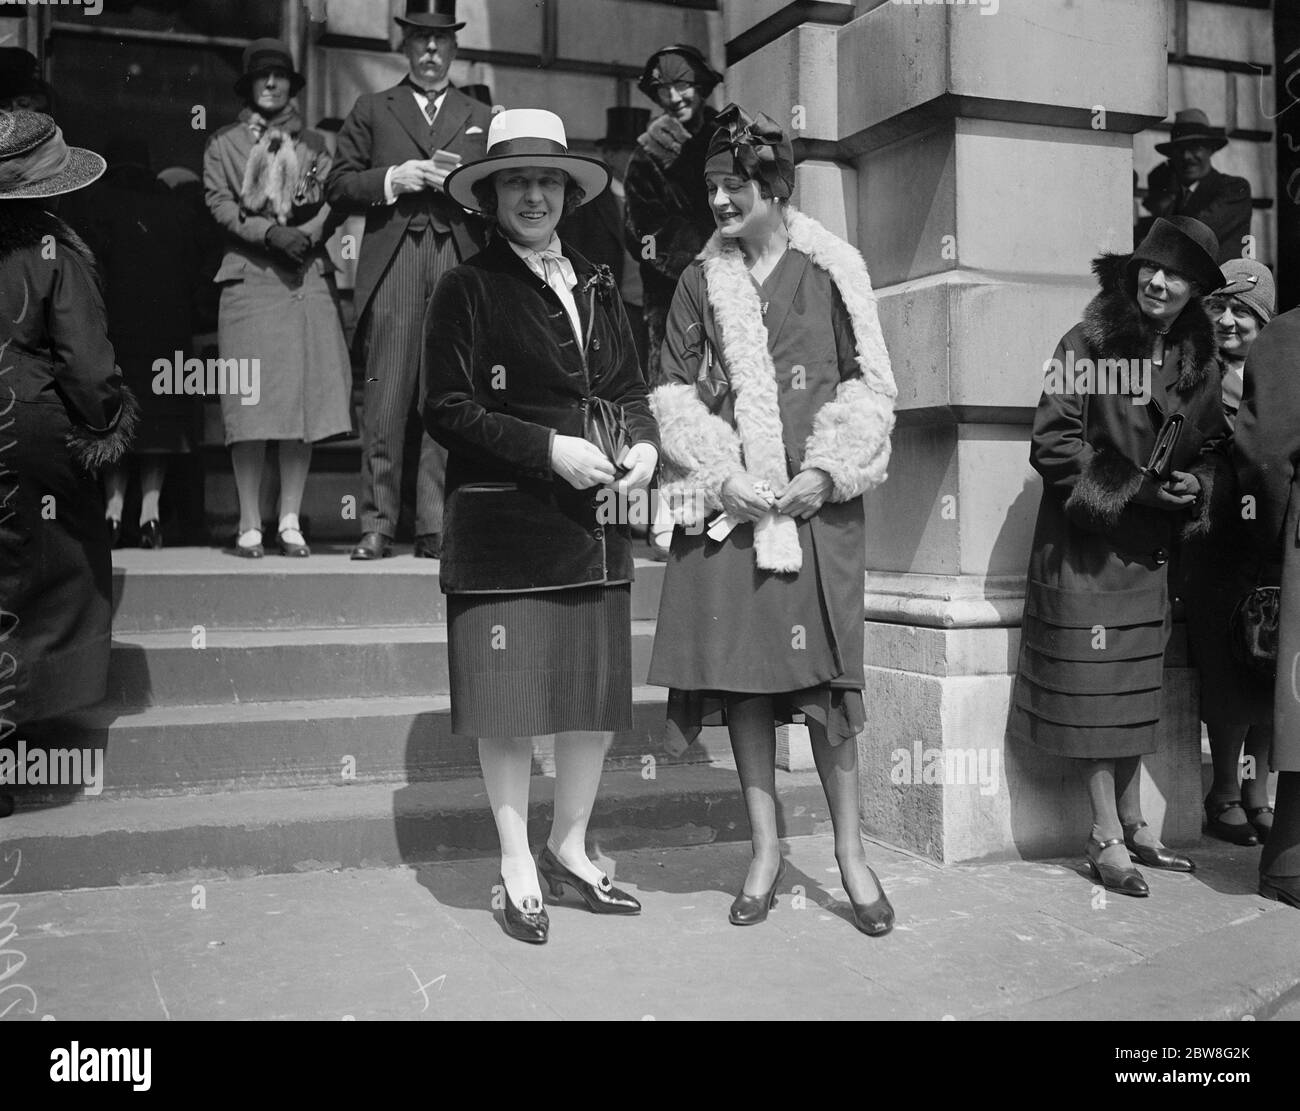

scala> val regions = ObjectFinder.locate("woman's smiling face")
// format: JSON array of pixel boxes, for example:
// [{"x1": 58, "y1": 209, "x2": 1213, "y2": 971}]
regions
[
  {"x1": 706, "y1": 172, "x2": 778, "y2": 240},
  {"x1": 494, "y1": 167, "x2": 568, "y2": 249}
]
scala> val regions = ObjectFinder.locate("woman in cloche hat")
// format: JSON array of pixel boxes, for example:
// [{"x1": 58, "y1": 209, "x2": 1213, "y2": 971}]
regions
[
  {"x1": 203, "y1": 39, "x2": 353, "y2": 558},
  {"x1": 1011, "y1": 215, "x2": 1233, "y2": 896},
  {"x1": 424, "y1": 109, "x2": 660, "y2": 944},
  {"x1": 0, "y1": 109, "x2": 138, "y2": 817}
]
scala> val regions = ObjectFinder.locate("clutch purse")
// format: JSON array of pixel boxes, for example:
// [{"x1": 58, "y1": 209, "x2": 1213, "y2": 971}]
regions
[
  {"x1": 584, "y1": 396, "x2": 630, "y2": 476},
  {"x1": 1229, "y1": 585, "x2": 1280, "y2": 680},
  {"x1": 1143, "y1": 413, "x2": 1184, "y2": 480}
]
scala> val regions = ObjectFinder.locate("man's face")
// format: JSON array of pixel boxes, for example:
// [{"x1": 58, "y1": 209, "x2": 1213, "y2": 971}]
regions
[
  {"x1": 1175, "y1": 143, "x2": 1214, "y2": 185},
  {"x1": 404, "y1": 30, "x2": 457, "y2": 88}
]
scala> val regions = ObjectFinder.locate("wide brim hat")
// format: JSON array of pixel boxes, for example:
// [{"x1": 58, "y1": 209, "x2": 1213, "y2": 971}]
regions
[
  {"x1": 446, "y1": 108, "x2": 610, "y2": 213},
  {"x1": 637, "y1": 44, "x2": 723, "y2": 102},
  {"x1": 1155, "y1": 108, "x2": 1228, "y2": 155},
  {"x1": 234, "y1": 38, "x2": 306, "y2": 99},
  {"x1": 0, "y1": 109, "x2": 105, "y2": 200},
  {"x1": 1129, "y1": 215, "x2": 1225, "y2": 293}
]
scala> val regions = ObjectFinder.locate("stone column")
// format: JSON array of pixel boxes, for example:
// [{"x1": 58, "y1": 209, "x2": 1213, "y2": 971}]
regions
[{"x1": 724, "y1": 0, "x2": 1202, "y2": 861}]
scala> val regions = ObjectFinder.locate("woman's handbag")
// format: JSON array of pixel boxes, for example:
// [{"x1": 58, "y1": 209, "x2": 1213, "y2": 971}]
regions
[
  {"x1": 1229, "y1": 584, "x2": 1281, "y2": 680},
  {"x1": 584, "y1": 396, "x2": 630, "y2": 476}
]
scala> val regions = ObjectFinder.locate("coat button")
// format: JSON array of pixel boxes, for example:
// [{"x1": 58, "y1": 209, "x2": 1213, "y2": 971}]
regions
[
  {"x1": 1153, "y1": 547, "x2": 1169, "y2": 566},
  {"x1": 592, "y1": 527, "x2": 604, "y2": 540},
  {"x1": 591, "y1": 338, "x2": 601, "y2": 351}
]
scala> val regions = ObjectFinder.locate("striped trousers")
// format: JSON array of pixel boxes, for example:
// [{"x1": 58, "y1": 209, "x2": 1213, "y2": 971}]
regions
[{"x1": 359, "y1": 227, "x2": 460, "y2": 537}]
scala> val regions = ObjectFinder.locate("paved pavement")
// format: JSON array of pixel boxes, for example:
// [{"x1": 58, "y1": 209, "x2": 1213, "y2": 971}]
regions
[{"x1": 3, "y1": 832, "x2": 1296, "y2": 1021}]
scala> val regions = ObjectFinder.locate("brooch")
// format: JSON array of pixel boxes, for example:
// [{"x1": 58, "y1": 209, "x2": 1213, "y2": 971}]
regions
[{"x1": 580, "y1": 264, "x2": 618, "y2": 307}]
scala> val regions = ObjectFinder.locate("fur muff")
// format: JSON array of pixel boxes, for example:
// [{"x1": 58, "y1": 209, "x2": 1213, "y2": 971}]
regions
[
  {"x1": 1083, "y1": 252, "x2": 1218, "y2": 396},
  {"x1": 241, "y1": 129, "x2": 301, "y2": 225},
  {"x1": 67, "y1": 384, "x2": 141, "y2": 472},
  {"x1": 1065, "y1": 448, "x2": 1146, "y2": 531}
]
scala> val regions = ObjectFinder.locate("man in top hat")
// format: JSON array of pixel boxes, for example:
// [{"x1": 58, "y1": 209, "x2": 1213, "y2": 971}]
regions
[
  {"x1": 326, "y1": 0, "x2": 493, "y2": 561},
  {"x1": 1139, "y1": 108, "x2": 1252, "y2": 263},
  {"x1": 558, "y1": 106, "x2": 651, "y2": 367},
  {"x1": 0, "y1": 46, "x2": 54, "y2": 114},
  {"x1": 623, "y1": 44, "x2": 723, "y2": 386}
]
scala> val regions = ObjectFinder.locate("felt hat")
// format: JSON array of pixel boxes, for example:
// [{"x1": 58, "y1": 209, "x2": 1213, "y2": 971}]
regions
[
  {"x1": 234, "y1": 39, "x2": 306, "y2": 99},
  {"x1": 445, "y1": 108, "x2": 610, "y2": 212},
  {"x1": 1155, "y1": 108, "x2": 1228, "y2": 156},
  {"x1": 0, "y1": 109, "x2": 105, "y2": 201},
  {"x1": 1214, "y1": 258, "x2": 1276, "y2": 325},
  {"x1": 636, "y1": 44, "x2": 722, "y2": 102},
  {"x1": 1130, "y1": 215, "x2": 1226, "y2": 293},
  {"x1": 704, "y1": 102, "x2": 795, "y2": 200}
]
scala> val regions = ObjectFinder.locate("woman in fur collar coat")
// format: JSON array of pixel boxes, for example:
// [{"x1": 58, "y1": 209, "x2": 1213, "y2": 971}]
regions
[
  {"x1": 0, "y1": 111, "x2": 138, "y2": 816},
  {"x1": 647, "y1": 106, "x2": 898, "y2": 936},
  {"x1": 202, "y1": 40, "x2": 352, "y2": 558},
  {"x1": 1010, "y1": 216, "x2": 1231, "y2": 895}
]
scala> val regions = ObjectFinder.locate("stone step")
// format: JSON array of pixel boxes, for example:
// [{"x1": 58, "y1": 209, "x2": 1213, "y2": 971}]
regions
[
  {"x1": 0, "y1": 764, "x2": 828, "y2": 894},
  {"x1": 43, "y1": 688, "x2": 695, "y2": 796},
  {"x1": 105, "y1": 621, "x2": 660, "y2": 707},
  {"x1": 110, "y1": 550, "x2": 666, "y2": 633}
]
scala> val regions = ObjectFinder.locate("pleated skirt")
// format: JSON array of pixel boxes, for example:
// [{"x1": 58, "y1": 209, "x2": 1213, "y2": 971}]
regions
[{"x1": 446, "y1": 584, "x2": 632, "y2": 737}]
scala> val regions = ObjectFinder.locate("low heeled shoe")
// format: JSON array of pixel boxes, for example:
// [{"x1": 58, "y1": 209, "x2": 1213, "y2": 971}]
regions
[
  {"x1": 537, "y1": 845, "x2": 640, "y2": 914},
  {"x1": 729, "y1": 858, "x2": 786, "y2": 926},
  {"x1": 497, "y1": 875, "x2": 549, "y2": 944},
  {"x1": 1086, "y1": 836, "x2": 1149, "y2": 897},
  {"x1": 1124, "y1": 822, "x2": 1195, "y2": 873},
  {"x1": 848, "y1": 866, "x2": 895, "y2": 937}
]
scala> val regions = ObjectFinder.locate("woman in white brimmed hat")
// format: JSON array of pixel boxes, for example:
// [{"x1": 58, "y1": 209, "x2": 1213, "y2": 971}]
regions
[
  {"x1": 425, "y1": 109, "x2": 660, "y2": 944},
  {"x1": 0, "y1": 110, "x2": 137, "y2": 816}
]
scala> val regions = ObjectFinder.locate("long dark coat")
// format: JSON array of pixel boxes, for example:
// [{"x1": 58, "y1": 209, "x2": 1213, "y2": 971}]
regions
[
  {"x1": 1143, "y1": 164, "x2": 1253, "y2": 264},
  {"x1": 1011, "y1": 253, "x2": 1231, "y2": 759},
  {"x1": 326, "y1": 83, "x2": 493, "y2": 334},
  {"x1": 0, "y1": 204, "x2": 134, "y2": 724},
  {"x1": 421, "y1": 233, "x2": 659, "y2": 594},
  {"x1": 1234, "y1": 305, "x2": 1300, "y2": 772}
]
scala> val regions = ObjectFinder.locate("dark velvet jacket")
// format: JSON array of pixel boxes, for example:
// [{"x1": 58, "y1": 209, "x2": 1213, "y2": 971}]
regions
[{"x1": 421, "y1": 232, "x2": 659, "y2": 593}]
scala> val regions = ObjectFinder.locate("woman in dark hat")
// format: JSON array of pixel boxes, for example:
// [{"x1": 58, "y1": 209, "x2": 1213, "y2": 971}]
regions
[
  {"x1": 648, "y1": 104, "x2": 898, "y2": 936},
  {"x1": 203, "y1": 39, "x2": 352, "y2": 558},
  {"x1": 1181, "y1": 260, "x2": 1277, "y2": 846},
  {"x1": 0, "y1": 110, "x2": 137, "y2": 817},
  {"x1": 1011, "y1": 216, "x2": 1233, "y2": 895},
  {"x1": 425, "y1": 109, "x2": 659, "y2": 944}
]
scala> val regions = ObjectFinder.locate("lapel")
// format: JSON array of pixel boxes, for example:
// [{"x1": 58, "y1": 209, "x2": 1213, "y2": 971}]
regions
[
  {"x1": 760, "y1": 250, "x2": 806, "y2": 350},
  {"x1": 428, "y1": 88, "x2": 473, "y2": 159},
  {"x1": 489, "y1": 236, "x2": 591, "y2": 365},
  {"x1": 385, "y1": 82, "x2": 432, "y2": 156},
  {"x1": 565, "y1": 244, "x2": 596, "y2": 357}
]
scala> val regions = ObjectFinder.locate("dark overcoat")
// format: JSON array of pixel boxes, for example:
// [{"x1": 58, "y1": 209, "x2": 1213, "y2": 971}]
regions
[
  {"x1": 1145, "y1": 164, "x2": 1253, "y2": 264},
  {"x1": 421, "y1": 233, "x2": 659, "y2": 594},
  {"x1": 0, "y1": 204, "x2": 135, "y2": 723},
  {"x1": 1234, "y1": 305, "x2": 1300, "y2": 772},
  {"x1": 1011, "y1": 253, "x2": 1231, "y2": 759},
  {"x1": 326, "y1": 83, "x2": 493, "y2": 333}
]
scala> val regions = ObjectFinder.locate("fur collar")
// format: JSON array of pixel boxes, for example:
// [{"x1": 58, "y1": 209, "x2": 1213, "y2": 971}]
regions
[
  {"x1": 1081, "y1": 252, "x2": 1218, "y2": 394},
  {"x1": 696, "y1": 206, "x2": 896, "y2": 571},
  {"x1": 0, "y1": 203, "x2": 97, "y2": 270}
]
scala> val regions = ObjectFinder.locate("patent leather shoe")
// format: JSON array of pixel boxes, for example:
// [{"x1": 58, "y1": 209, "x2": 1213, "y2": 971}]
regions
[
  {"x1": 413, "y1": 533, "x2": 442, "y2": 559},
  {"x1": 847, "y1": 866, "x2": 895, "y2": 937},
  {"x1": 1259, "y1": 873, "x2": 1300, "y2": 909},
  {"x1": 350, "y1": 531, "x2": 393, "y2": 561},
  {"x1": 497, "y1": 874, "x2": 549, "y2": 944},
  {"x1": 1123, "y1": 822, "x2": 1195, "y2": 873},
  {"x1": 277, "y1": 529, "x2": 311, "y2": 558},
  {"x1": 1246, "y1": 806, "x2": 1274, "y2": 844},
  {"x1": 139, "y1": 520, "x2": 163, "y2": 550},
  {"x1": 729, "y1": 858, "x2": 785, "y2": 925},
  {"x1": 1204, "y1": 797, "x2": 1259, "y2": 846},
  {"x1": 1086, "y1": 837, "x2": 1149, "y2": 897},
  {"x1": 537, "y1": 845, "x2": 640, "y2": 915}
]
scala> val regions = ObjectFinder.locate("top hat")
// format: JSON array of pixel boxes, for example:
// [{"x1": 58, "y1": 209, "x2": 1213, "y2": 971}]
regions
[
  {"x1": 234, "y1": 38, "x2": 306, "y2": 99},
  {"x1": 636, "y1": 44, "x2": 722, "y2": 102},
  {"x1": 461, "y1": 84, "x2": 494, "y2": 107},
  {"x1": 445, "y1": 108, "x2": 610, "y2": 213},
  {"x1": 0, "y1": 48, "x2": 39, "y2": 100},
  {"x1": 1155, "y1": 108, "x2": 1228, "y2": 156},
  {"x1": 599, "y1": 106, "x2": 650, "y2": 149},
  {"x1": 395, "y1": 0, "x2": 465, "y2": 34},
  {"x1": 0, "y1": 109, "x2": 105, "y2": 200},
  {"x1": 1130, "y1": 215, "x2": 1226, "y2": 293}
]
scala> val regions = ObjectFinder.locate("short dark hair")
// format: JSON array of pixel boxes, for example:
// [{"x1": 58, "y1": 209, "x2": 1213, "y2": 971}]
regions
[{"x1": 470, "y1": 168, "x2": 587, "y2": 222}]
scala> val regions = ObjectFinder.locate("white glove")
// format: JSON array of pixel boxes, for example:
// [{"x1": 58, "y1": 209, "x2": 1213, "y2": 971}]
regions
[
  {"x1": 615, "y1": 442, "x2": 658, "y2": 494},
  {"x1": 551, "y1": 434, "x2": 617, "y2": 490}
]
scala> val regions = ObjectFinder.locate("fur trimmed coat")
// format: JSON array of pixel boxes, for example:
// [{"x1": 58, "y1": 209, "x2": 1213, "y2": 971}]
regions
[
  {"x1": 0, "y1": 203, "x2": 136, "y2": 724},
  {"x1": 647, "y1": 209, "x2": 895, "y2": 705},
  {"x1": 1011, "y1": 252, "x2": 1232, "y2": 759}
]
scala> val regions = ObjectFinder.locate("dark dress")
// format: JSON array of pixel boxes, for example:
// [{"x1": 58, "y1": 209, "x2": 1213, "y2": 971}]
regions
[
  {"x1": 422, "y1": 234, "x2": 659, "y2": 738},
  {"x1": 648, "y1": 249, "x2": 866, "y2": 744},
  {"x1": 0, "y1": 205, "x2": 128, "y2": 723},
  {"x1": 1010, "y1": 254, "x2": 1230, "y2": 759}
]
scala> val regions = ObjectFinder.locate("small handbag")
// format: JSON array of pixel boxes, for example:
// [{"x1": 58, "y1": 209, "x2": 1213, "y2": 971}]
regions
[
  {"x1": 584, "y1": 396, "x2": 630, "y2": 476},
  {"x1": 1229, "y1": 585, "x2": 1281, "y2": 680}
]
